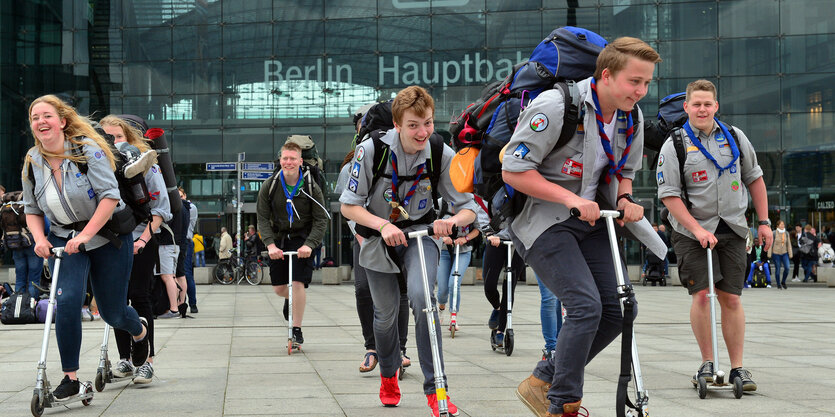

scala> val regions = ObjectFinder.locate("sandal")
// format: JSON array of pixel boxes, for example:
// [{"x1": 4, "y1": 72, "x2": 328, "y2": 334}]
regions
[{"x1": 359, "y1": 351, "x2": 378, "y2": 373}]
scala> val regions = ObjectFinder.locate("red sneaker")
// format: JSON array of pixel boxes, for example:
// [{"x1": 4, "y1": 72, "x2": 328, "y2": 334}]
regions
[
  {"x1": 379, "y1": 371, "x2": 401, "y2": 407},
  {"x1": 427, "y1": 392, "x2": 459, "y2": 416}
]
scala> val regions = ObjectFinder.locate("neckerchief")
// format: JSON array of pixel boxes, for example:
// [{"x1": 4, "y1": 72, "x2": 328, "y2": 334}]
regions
[
  {"x1": 279, "y1": 168, "x2": 303, "y2": 225},
  {"x1": 590, "y1": 78, "x2": 634, "y2": 184},
  {"x1": 682, "y1": 118, "x2": 740, "y2": 177},
  {"x1": 389, "y1": 151, "x2": 425, "y2": 221}
]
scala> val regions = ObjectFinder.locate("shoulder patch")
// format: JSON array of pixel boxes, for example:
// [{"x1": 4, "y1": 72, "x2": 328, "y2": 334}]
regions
[
  {"x1": 657, "y1": 172, "x2": 665, "y2": 185},
  {"x1": 355, "y1": 147, "x2": 365, "y2": 161},
  {"x1": 347, "y1": 178, "x2": 359, "y2": 193},
  {"x1": 530, "y1": 113, "x2": 548, "y2": 132},
  {"x1": 94, "y1": 151, "x2": 103, "y2": 160},
  {"x1": 351, "y1": 162, "x2": 361, "y2": 178},
  {"x1": 512, "y1": 143, "x2": 531, "y2": 159},
  {"x1": 658, "y1": 154, "x2": 665, "y2": 167}
]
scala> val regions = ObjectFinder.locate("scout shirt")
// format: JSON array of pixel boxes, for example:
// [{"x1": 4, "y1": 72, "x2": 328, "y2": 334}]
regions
[
  {"x1": 339, "y1": 128, "x2": 478, "y2": 274},
  {"x1": 501, "y1": 77, "x2": 667, "y2": 258},
  {"x1": 656, "y1": 120, "x2": 762, "y2": 241},
  {"x1": 22, "y1": 138, "x2": 128, "y2": 251},
  {"x1": 130, "y1": 164, "x2": 172, "y2": 241}
]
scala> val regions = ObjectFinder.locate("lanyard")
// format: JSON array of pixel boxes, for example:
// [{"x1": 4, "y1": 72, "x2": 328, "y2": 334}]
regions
[
  {"x1": 279, "y1": 168, "x2": 303, "y2": 225},
  {"x1": 389, "y1": 151, "x2": 425, "y2": 221},
  {"x1": 682, "y1": 119, "x2": 740, "y2": 177},
  {"x1": 590, "y1": 78, "x2": 634, "y2": 184}
]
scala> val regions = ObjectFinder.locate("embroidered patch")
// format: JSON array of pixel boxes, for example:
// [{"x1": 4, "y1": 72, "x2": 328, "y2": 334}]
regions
[
  {"x1": 686, "y1": 146, "x2": 699, "y2": 153},
  {"x1": 657, "y1": 172, "x2": 665, "y2": 185},
  {"x1": 731, "y1": 180, "x2": 740, "y2": 191},
  {"x1": 418, "y1": 199, "x2": 427, "y2": 210},
  {"x1": 57, "y1": 288, "x2": 62, "y2": 296},
  {"x1": 94, "y1": 151, "x2": 103, "y2": 159},
  {"x1": 576, "y1": 124, "x2": 584, "y2": 134},
  {"x1": 530, "y1": 113, "x2": 548, "y2": 132},
  {"x1": 87, "y1": 188, "x2": 95, "y2": 199},
  {"x1": 348, "y1": 178, "x2": 358, "y2": 193},
  {"x1": 658, "y1": 154, "x2": 664, "y2": 167},
  {"x1": 150, "y1": 191, "x2": 160, "y2": 201},
  {"x1": 351, "y1": 162, "x2": 361, "y2": 178},
  {"x1": 692, "y1": 170, "x2": 708, "y2": 183},
  {"x1": 715, "y1": 131, "x2": 725, "y2": 142},
  {"x1": 512, "y1": 143, "x2": 531, "y2": 159},
  {"x1": 151, "y1": 166, "x2": 158, "y2": 174},
  {"x1": 355, "y1": 147, "x2": 365, "y2": 162},
  {"x1": 729, "y1": 165, "x2": 737, "y2": 174},
  {"x1": 383, "y1": 188, "x2": 393, "y2": 202},
  {"x1": 561, "y1": 158, "x2": 583, "y2": 178}
]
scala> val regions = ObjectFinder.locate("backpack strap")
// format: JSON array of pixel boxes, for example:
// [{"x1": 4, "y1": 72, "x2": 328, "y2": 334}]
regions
[
  {"x1": 670, "y1": 128, "x2": 691, "y2": 209},
  {"x1": 369, "y1": 130, "x2": 390, "y2": 191},
  {"x1": 555, "y1": 81, "x2": 581, "y2": 150},
  {"x1": 27, "y1": 144, "x2": 90, "y2": 190},
  {"x1": 369, "y1": 130, "x2": 443, "y2": 213}
]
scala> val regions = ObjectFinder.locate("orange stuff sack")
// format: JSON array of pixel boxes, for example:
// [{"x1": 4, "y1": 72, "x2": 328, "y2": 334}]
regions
[{"x1": 450, "y1": 147, "x2": 479, "y2": 193}]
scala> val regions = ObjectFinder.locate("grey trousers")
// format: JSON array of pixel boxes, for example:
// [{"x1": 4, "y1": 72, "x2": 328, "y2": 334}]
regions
[
  {"x1": 365, "y1": 236, "x2": 445, "y2": 395},
  {"x1": 514, "y1": 218, "x2": 631, "y2": 413}
]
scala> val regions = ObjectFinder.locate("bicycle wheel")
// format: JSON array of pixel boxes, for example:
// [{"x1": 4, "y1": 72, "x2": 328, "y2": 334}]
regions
[
  {"x1": 214, "y1": 263, "x2": 235, "y2": 285},
  {"x1": 245, "y1": 261, "x2": 263, "y2": 285}
]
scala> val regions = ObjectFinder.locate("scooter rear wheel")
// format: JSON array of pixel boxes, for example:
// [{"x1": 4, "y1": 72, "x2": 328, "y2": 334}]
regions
[
  {"x1": 30, "y1": 393, "x2": 44, "y2": 417},
  {"x1": 81, "y1": 384, "x2": 93, "y2": 406},
  {"x1": 697, "y1": 376, "x2": 707, "y2": 399},
  {"x1": 287, "y1": 340, "x2": 293, "y2": 355},
  {"x1": 504, "y1": 329, "x2": 514, "y2": 356},
  {"x1": 733, "y1": 376, "x2": 744, "y2": 399},
  {"x1": 95, "y1": 370, "x2": 105, "y2": 392},
  {"x1": 490, "y1": 330, "x2": 497, "y2": 351}
]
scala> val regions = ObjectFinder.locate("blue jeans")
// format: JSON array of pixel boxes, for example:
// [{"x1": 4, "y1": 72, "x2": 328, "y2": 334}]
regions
[
  {"x1": 194, "y1": 250, "x2": 206, "y2": 267},
  {"x1": 537, "y1": 275, "x2": 562, "y2": 351},
  {"x1": 436, "y1": 247, "x2": 471, "y2": 312},
  {"x1": 772, "y1": 253, "x2": 790, "y2": 285},
  {"x1": 48, "y1": 233, "x2": 142, "y2": 372},
  {"x1": 13, "y1": 245, "x2": 42, "y2": 297},
  {"x1": 184, "y1": 239, "x2": 197, "y2": 307},
  {"x1": 802, "y1": 258, "x2": 816, "y2": 281}
]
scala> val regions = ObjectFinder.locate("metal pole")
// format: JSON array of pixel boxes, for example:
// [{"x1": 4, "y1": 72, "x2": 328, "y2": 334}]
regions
[{"x1": 237, "y1": 153, "x2": 244, "y2": 254}]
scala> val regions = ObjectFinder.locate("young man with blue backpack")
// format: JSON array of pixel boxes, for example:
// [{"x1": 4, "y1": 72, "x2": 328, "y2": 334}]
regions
[{"x1": 505, "y1": 37, "x2": 662, "y2": 417}]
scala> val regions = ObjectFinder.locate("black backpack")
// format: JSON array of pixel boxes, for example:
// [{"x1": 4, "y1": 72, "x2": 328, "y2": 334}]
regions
[
  {"x1": 1, "y1": 191, "x2": 34, "y2": 250},
  {"x1": 1, "y1": 293, "x2": 38, "y2": 324},
  {"x1": 356, "y1": 100, "x2": 394, "y2": 145}
]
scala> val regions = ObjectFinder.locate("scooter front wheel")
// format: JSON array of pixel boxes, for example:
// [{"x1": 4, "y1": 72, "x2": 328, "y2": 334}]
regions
[
  {"x1": 30, "y1": 393, "x2": 44, "y2": 417},
  {"x1": 733, "y1": 376, "x2": 744, "y2": 399},
  {"x1": 697, "y1": 376, "x2": 707, "y2": 399},
  {"x1": 94, "y1": 370, "x2": 105, "y2": 392},
  {"x1": 504, "y1": 329, "x2": 514, "y2": 356},
  {"x1": 81, "y1": 384, "x2": 93, "y2": 406},
  {"x1": 287, "y1": 340, "x2": 293, "y2": 355}
]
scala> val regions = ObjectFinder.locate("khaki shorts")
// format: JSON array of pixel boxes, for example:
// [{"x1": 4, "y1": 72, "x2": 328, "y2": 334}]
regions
[
  {"x1": 671, "y1": 231, "x2": 746, "y2": 296},
  {"x1": 156, "y1": 244, "x2": 180, "y2": 276}
]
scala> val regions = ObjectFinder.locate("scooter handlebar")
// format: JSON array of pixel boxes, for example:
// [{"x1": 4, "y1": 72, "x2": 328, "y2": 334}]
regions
[
  {"x1": 406, "y1": 226, "x2": 459, "y2": 240},
  {"x1": 569, "y1": 208, "x2": 624, "y2": 219}
]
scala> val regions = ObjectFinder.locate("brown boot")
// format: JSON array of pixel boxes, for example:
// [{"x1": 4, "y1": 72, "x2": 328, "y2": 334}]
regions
[
  {"x1": 516, "y1": 375, "x2": 550, "y2": 417},
  {"x1": 545, "y1": 400, "x2": 586, "y2": 417}
]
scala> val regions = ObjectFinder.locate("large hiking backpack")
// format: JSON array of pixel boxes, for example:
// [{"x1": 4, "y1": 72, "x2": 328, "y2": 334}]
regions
[
  {"x1": 644, "y1": 92, "x2": 687, "y2": 155},
  {"x1": 356, "y1": 100, "x2": 394, "y2": 145},
  {"x1": 1, "y1": 191, "x2": 34, "y2": 250},
  {"x1": 448, "y1": 26, "x2": 608, "y2": 229},
  {"x1": 119, "y1": 115, "x2": 181, "y2": 214},
  {"x1": 284, "y1": 135, "x2": 327, "y2": 197}
]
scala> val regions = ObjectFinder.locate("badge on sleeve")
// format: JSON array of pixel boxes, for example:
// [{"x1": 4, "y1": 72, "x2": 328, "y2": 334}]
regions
[
  {"x1": 150, "y1": 191, "x2": 160, "y2": 201},
  {"x1": 658, "y1": 154, "x2": 664, "y2": 167},
  {"x1": 87, "y1": 188, "x2": 95, "y2": 199},
  {"x1": 530, "y1": 113, "x2": 548, "y2": 132},
  {"x1": 512, "y1": 143, "x2": 531, "y2": 159},
  {"x1": 561, "y1": 158, "x2": 583, "y2": 178},
  {"x1": 351, "y1": 162, "x2": 361, "y2": 178},
  {"x1": 692, "y1": 170, "x2": 708, "y2": 183},
  {"x1": 418, "y1": 199, "x2": 427, "y2": 210},
  {"x1": 383, "y1": 188, "x2": 393, "y2": 202},
  {"x1": 94, "y1": 151, "x2": 102, "y2": 160},
  {"x1": 657, "y1": 172, "x2": 665, "y2": 185},
  {"x1": 355, "y1": 147, "x2": 365, "y2": 161},
  {"x1": 348, "y1": 178, "x2": 359, "y2": 193}
]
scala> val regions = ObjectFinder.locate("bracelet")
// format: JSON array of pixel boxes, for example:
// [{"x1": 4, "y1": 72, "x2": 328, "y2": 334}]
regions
[
  {"x1": 138, "y1": 238, "x2": 148, "y2": 244},
  {"x1": 378, "y1": 221, "x2": 391, "y2": 233}
]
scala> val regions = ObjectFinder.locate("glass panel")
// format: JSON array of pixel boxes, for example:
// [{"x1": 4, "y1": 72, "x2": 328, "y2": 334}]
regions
[
  {"x1": 275, "y1": 20, "x2": 325, "y2": 57},
  {"x1": 599, "y1": 4, "x2": 657, "y2": 41},
  {"x1": 542, "y1": 8, "x2": 600, "y2": 33},
  {"x1": 379, "y1": 16, "x2": 430, "y2": 53},
  {"x1": 121, "y1": 96, "x2": 173, "y2": 124},
  {"x1": 168, "y1": 94, "x2": 223, "y2": 121},
  {"x1": 378, "y1": 0, "x2": 430, "y2": 16},
  {"x1": 658, "y1": 40, "x2": 717, "y2": 78},
  {"x1": 171, "y1": 128, "x2": 223, "y2": 164},
  {"x1": 719, "y1": 38, "x2": 778, "y2": 76},
  {"x1": 486, "y1": 0, "x2": 541, "y2": 12},
  {"x1": 781, "y1": 0, "x2": 835, "y2": 36},
  {"x1": 718, "y1": 0, "x2": 778, "y2": 38},
  {"x1": 222, "y1": 127, "x2": 274, "y2": 162},
  {"x1": 781, "y1": 34, "x2": 835, "y2": 74},
  {"x1": 782, "y1": 112, "x2": 835, "y2": 151},
  {"x1": 171, "y1": 60, "x2": 223, "y2": 95},
  {"x1": 123, "y1": 62, "x2": 173, "y2": 96},
  {"x1": 781, "y1": 73, "x2": 835, "y2": 114},
  {"x1": 223, "y1": 23, "x2": 272, "y2": 59},
  {"x1": 123, "y1": 27, "x2": 172, "y2": 62},
  {"x1": 325, "y1": 2, "x2": 377, "y2": 18},
  {"x1": 275, "y1": 0, "x2": 322, "y2": 20},
  {"x1": 172, "y1": 25, "x2": 222, "y2": 60},
  {"x1": 222, "y1": 0, "x2": 273, "y2": 23},
  {"x1": 718, "y1": 76, "x2": 780, "y2": 115},
  {"x1": 486, "y1": 11, "x2": 542, "y2": 49},
  {"x1": 659, "y1": 2, "x2": 717, "y2": 40},
  {"x1": 722, "y1": 114, "x2": 780, "y2": 153},
  {"x1": 433, "y1": 13, "x2": 485, "y2": 51},
  {"x1": 326, "y1": 18, "x2": 377, "y2": 55}
]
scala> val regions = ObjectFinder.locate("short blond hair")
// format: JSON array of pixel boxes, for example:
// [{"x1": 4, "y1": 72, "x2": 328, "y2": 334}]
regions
[
  {"x1": 594, "y1": 37, "x2": 661, "y2": 80},
  {"x1": 685, "y1": 79, "x2": 718, "y2": 102}
]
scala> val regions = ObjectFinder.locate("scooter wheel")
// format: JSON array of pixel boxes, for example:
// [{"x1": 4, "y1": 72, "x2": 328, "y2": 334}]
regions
[
  {"x1": 30, "y1": 393, "x2": 44, "y2": 417},
  {"x1": 490, "y1": 330, "x2": 497, "y2": 351},
  {"x1": 94, "y1": 371, "x2": 105, "y2": 392},
  {"x1": 660, "y1": 277, "x2": 667, "y2": 287},
  {"x1": 697, "y1": 376, "x2": 707, "y2": 399},
  {"x1": 450, "y1": 325, "x2": 456, "y2": 339},
  {"x1": 504, "y1": 330, "x2": 514, "y2": 357},
  {"x1": 287, "y1": 340, "x2": 293, "y2": 355},
  {"x1": 398, "y1": 365, "x2": 405, "y2": 380},
  {"x1": 733, "y1": 376, "x2": 743, "y2": 399},
  {"x1": 81, "y1": 384, "x2": 93, "y2": 406}
]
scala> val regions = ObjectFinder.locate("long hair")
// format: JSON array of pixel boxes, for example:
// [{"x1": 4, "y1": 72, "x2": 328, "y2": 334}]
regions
[
  {"x1": 23, "y1": 95, "x2": 116, "y2": 181},
  {"x1": 99, "y1": 115, "x2": 155, "y2": 155}
]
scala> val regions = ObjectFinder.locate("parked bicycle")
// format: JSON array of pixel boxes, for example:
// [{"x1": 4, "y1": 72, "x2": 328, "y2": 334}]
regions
[{"x1": 214, "y1": 250, "x2": 263, "y2": 285}]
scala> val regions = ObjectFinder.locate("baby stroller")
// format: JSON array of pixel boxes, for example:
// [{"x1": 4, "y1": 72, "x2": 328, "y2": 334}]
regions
[{"x1": 642, "y1": 252, "x2": 666, "y2": 286}]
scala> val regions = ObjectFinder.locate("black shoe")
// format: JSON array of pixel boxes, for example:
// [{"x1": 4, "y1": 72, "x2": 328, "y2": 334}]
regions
[
  {"x1": 190, "y1": 305, "x2": 199, "y2": 313},
  {"x1": 53, "y1": 375, "x2": 80, "y2": 400},
  {"x1": 729, "y1": 367, "x2": 758, "y2": 391},
  {"x1": 692, "y1": 361, "x2": 714, "y2": 384},
  {"x1": 283, "y1": 298, "x2": 289, "y2": 321},
  {"x1": 178, "y1": 303, "x2": 188, "y2": 318},
  {"x1": 292, "y1": 327, "x2": 304, "y2": 344},
  {"x1": 130, "y1": 317, "x2": 150, "y2": 367},
  {"x1": 487, "y1": 309, "x2": 499, "y2": 330}
]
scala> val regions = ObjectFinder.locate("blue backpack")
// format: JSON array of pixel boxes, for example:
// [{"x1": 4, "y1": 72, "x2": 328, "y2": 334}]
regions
[{"x1": 449, "y1": 27, "x2": 609, "y2": 230}]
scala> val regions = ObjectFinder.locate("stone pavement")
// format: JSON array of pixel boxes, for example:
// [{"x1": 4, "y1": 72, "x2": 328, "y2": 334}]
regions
[{"x1": 1, "y1": 283, "x2": 834, "y2": 416}]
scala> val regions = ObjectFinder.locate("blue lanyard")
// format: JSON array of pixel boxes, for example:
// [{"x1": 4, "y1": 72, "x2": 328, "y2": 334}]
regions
[
  {"x1": 279, "y1": 168, "x2": 303, "y2": 224},
  {"x1": 682, "y1": 118, "x2": 740, "y2": 177}
]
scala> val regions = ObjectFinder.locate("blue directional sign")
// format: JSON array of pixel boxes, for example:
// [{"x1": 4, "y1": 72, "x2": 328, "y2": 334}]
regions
[
  {"x1": 242, "y1": 171, "x2": 272, "y2": 180},
  {"x1": 205, "y1": 162, "x2": 237, "y2": 171},
  {"x1": 241, "y1": 162, "x2": 275, "y2": 171}
]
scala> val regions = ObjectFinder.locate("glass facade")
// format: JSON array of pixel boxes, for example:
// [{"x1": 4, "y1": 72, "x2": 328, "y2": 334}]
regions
[{"x1": 3, "y1": 0, "x2": 834, "y2": 261}]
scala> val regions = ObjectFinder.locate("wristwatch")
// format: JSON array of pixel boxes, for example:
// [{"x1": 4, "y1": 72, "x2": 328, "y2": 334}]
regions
[
  {"x1": 758, "y1": 219, "x2": 771, "y2": 226},
  {"x1": 617, "y1": 193, "x2": 636, "y2": 204}
]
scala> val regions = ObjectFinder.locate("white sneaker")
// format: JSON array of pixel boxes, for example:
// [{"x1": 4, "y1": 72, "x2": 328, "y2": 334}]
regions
[
  {"x1": 766, "y1": 285, "x2": 772, "y2": 288},
  {"x1": 133, "y1": 362, "x2": 154, "y2": 384},
  {"x1": 81, "y1": 308, "x2": 93, "y2": 321},
  {"x1": 112, "y1": 359, "x2": 135, "y2": 378},
  {"x1": 791, "y1": 277, "x2": 801, "y2": 282}
]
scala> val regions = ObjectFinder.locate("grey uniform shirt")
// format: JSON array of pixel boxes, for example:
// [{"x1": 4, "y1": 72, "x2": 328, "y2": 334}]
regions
[
  {"x1": 656, "y1": 120, "x2": 763, "y2": 240},
  {"x1": 502, "y1": 78, "x2": 665, "y2": 258},
  {"x1": 339, "y1": 128, "x2": 478, "y2": 273},
  {"x1": 21, "y1": 139, "x2": 127, "y2": 251},
  {"x1": 335, "y1": 162, "x2": 358, "y2": 236},
  {"x1": 131, "y1": 164, "x2": 172, "y2": 240}
]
